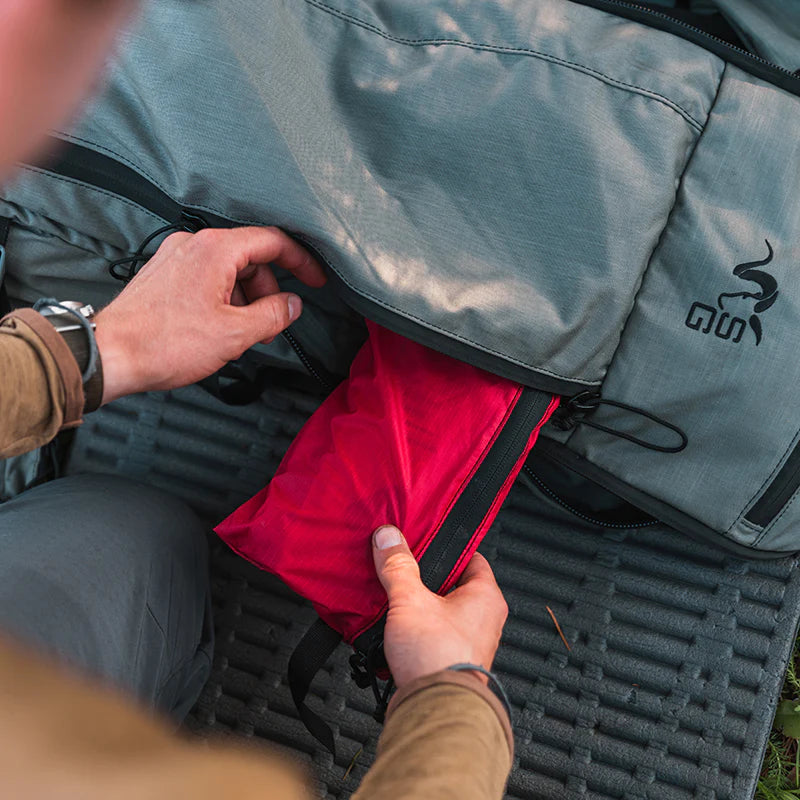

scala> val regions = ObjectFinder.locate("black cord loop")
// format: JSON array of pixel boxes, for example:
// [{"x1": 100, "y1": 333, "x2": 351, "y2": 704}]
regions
[
  {"x1": 555, "y1": 391, "x2": 688, "y2": 454},
  {"x1": 108, "y1": 211, "x2": 208, "y2": 283}
]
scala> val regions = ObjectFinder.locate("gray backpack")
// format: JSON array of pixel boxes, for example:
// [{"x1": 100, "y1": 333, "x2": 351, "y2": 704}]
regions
[{"x1": 1, "y1": 0, "x2": 799, "y2": 555}]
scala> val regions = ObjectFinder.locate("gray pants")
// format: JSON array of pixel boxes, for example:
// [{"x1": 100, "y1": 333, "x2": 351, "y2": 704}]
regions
[{"x1": 0, "y1": 474, "x2": 213, "y2": 720}]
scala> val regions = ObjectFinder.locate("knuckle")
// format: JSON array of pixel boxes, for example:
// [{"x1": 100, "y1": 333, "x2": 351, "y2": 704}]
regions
[
  {"x1": 192, "y1": 227, "x2": 223, "y2": 247},
  {"x1": 264, "y1": 299, "x2": 289, "y2": 334},
  {"x1": 382, "y1": 552, "x2": 418, "y2": 577},
  {"x1": 162, "y1": 230, "x2": 192, "y2": 249}
]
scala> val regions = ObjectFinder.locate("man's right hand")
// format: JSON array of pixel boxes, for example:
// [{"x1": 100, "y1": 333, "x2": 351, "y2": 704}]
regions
[
  {"x1": 371, "y1": 525, "x2": 508, "y2": 689},
  {"x1": 94, "y1": 226, "x2": 326, "y2": 404}
]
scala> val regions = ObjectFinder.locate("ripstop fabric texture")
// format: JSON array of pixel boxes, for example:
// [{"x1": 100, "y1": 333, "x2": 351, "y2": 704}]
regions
[{"x1": 216, "y1": 322, "x2": 557, "y2": 643}]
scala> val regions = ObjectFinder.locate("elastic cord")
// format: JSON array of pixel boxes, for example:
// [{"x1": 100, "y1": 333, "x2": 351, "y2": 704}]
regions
[
  {"x1": 447, "y1": 663, "x2": 512, "y2": 721},
  {"x1": 33, "y1": 298, "x2": 98, "y2": 382}
]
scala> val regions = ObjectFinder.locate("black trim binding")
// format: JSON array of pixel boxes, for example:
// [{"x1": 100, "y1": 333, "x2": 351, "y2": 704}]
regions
[
  {"x1": 745, "y1": 440, "x2": 800, "y2": 529},
  {"x1": 567, "y1": 0, "x2": 800, "y2": 97},
  {"x1": 536, "y1": 436, "x2": 795, "y2": 560}
]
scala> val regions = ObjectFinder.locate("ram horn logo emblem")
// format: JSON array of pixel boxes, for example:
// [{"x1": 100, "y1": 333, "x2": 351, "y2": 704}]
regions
[
  {"x1": 716, "y1": 239, "x2": 778, "y2": 346},
  {"x1": 685, "y1": 240, "x2": 779, "y2": 346}
]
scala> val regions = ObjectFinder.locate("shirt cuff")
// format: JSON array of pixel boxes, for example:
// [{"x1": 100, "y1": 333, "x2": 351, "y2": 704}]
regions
[
  {"x1": 386, "y1": 669, "x2": 514, "y2": 758},
  {"x1": 1, "y1": 309, "x2": 84, "y2": 430}
]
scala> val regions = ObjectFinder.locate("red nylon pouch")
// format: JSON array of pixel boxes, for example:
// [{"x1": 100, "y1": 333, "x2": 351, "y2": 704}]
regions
[
  {"x1": 216, "y1": 321, "x2": 557, "y2": 640},
  {"x1": 215, "y1": 321, "x2": 557, "y2": 748}
]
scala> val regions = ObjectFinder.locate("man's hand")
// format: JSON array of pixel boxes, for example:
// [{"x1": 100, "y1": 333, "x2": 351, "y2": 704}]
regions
[
  {"x1": 372, "y1": 525, "x2": 508, "y2": 688},
  {"x1": 94, "y1": 226, "x2": 326, "y2": 404}
]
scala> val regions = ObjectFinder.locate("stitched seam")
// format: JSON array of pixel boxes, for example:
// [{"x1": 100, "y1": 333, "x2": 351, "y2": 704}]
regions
[
  {"x1": 54, "y1": 133, "x2": 277, "y2": 224},
  {"x1": 564, "y1": 62, "x2": 726, "y2": 450},
  {"x1": 301, "y1": 235, "x2": 600, "y2": 384},
  {"x1": 738, "y1": 518, "x2": 762, "y2": 533},
  {"x1": 301, "y1": 0, "x2": 703, "y2": 130},
  {"x1": 0, "y1": 206, "x2": 125, "y2": 260},
  {"x1": 19, "y1": 165, "x2": 164, "y2": 224},
  {"x1": 146, "y1": 602, "x2": 167, "y2": 640},
  {"x1": 598, "y1": 62, "x2": 728, "y2": 383}
]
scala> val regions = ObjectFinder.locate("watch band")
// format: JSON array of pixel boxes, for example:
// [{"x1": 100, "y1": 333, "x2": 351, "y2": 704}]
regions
[
  {"x1": 33, "y1": 300, "x2": 104, "y2": 414},
  {"x1": 60, "y1": 325, "x2": 104, "y2": 413}
]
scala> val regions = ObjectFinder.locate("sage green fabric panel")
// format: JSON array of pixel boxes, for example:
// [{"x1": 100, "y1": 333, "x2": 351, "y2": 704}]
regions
[
  {"x1": 54, "y1": 0, "x2": 722, "y2": 387},
  {"x1": 567, "y1": 65, "x2": 800, "y2": 546}
]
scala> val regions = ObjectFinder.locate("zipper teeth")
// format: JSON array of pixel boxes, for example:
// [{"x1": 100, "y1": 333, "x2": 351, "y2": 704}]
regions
[
  {"x1": 596, "y1": 0, "x2": 797, "y2": 76},
  {"x1": 522, "y1": 464, "x2": 659, "y2": 529},
  {"x1": 281, "y1": 328, "x2": 334, "y2": 393},
  {"x1": 745, "y1": 442, "x2": 800, "y2": 527},
  {"x1": 420, "y1": 391, "x2": 550, "y2": 587}
]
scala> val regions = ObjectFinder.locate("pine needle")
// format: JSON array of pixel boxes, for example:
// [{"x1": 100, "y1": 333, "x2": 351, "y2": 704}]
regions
[
  {"x1": 546, "y1": 605, "x2": 571, "y2": 652},
  {"x1": 343, "y1": 747, "x2": 363, "y2": 781}
]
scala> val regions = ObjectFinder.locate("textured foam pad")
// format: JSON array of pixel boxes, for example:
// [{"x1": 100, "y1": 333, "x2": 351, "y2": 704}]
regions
[{"x1": 66, "y1": 383, "x2": 800, "y2": 799}]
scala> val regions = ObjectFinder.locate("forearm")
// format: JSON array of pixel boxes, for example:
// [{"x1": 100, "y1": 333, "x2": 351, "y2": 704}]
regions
[
  {"x1": 353, "y1": 671, "x2": 514, "y2": 800},
  {"x1": 0, "y1": 635, "x2": 313, "y2": 800},
  {"x1": 0, "y1": 310, "x2": 83, "y2": 458}
]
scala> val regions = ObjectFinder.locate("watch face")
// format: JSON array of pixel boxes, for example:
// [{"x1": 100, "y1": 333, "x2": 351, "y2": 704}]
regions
[{"x1": 39, "y1": 302, "x2": 96, "y2": 333}]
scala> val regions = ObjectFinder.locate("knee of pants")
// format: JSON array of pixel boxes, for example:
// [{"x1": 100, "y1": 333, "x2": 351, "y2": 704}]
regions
[{"x1": 0, "y1": 473, "x2": 213, "y2": 713}]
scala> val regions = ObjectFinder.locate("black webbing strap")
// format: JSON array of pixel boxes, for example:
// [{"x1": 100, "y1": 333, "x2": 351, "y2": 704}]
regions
[
  {"x1": 0, "y1": 216, "x2": 11, "y2": 316},
  {"x1": 288, "y1": 617, "x2": 342, "y2": 755}
]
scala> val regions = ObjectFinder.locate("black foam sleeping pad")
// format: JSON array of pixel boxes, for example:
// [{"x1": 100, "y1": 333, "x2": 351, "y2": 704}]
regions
[{"x1": 66, "y1": 383, "x2": 800, "y2": 799}]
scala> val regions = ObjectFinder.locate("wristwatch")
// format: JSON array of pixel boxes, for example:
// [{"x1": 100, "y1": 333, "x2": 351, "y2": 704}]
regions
[{"x1": 36, "y1": 301, "x2": 104, "y2": 413}]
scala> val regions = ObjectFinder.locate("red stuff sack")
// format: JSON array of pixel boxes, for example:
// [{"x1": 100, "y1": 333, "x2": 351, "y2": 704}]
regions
[{"x1": 215, "y1": 321, "x2": 558, "y2": 749}]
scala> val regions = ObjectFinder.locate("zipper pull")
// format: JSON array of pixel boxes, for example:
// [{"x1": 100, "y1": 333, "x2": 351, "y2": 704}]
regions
[
  {"x1": 179, "y1": 209, "x2": 209, "y2": 233},
  {"x1": 551, "y1": 390, "x2": 601, "y2": 431}
]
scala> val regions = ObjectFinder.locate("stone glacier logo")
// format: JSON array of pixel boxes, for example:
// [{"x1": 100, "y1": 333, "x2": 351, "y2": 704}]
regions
[{"x1": 685, "y1": 240, "x2": 778, "y2": 346}]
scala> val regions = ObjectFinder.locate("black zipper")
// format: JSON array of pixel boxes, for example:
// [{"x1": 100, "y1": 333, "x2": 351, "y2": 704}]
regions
[
  {"x1": 745, "y1": 442, "x2": 800, "y2": 528},
  {"x1": 32, "y1": 140, "x2": 335, "y2": 394},
  {"x1": 522, "y1": 463, "x2": 658, "y2": 529},
  {"x1": 352, "y1": 387, "x2": 554, "y2": 654},
  {"x1": 568, "y1": 0, "x2": 800, "y2": 96},
  {"x1": 29, "y1": 137, "x2": 592, "y2": 396}
]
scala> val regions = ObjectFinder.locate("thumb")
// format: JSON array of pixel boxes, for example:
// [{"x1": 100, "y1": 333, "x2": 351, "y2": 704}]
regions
[
  {"x1": 372, "y1": 525, "x2": 425, "y2": 606},
  {"x1": 238, "y1": 291, "x2": 302, "y2": 342}
]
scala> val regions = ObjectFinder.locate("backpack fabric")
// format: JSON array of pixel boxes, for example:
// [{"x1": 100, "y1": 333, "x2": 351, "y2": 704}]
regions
[{"x1": 0, "y1": 0, "x2": 798, "y2": 591}]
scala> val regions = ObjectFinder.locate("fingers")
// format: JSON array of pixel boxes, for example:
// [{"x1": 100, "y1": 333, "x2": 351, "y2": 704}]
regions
[
  {"x1": 235, "y1": 291, "x2": 303, "y2": 344},
  {"x1": 237, "y1": 263, "x2": 281, "y2": 303},
  {"x1": 456, "y1": 552, "x2": 497, "y2": 589},
  {"x1": 223, "y1": 227, "x2": 327, "y2": 287},
  {"x1": 372, "y1": 525, "x2": 424, "y2": 606},
  {"x1": 452, "y1": 552, "x2": 508, "y2": 621}
]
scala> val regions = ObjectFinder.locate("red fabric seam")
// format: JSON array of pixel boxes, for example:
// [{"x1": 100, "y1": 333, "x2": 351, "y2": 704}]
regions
[{"x1": 438, "y1": 394, "x2": 560, "y2": 593}]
